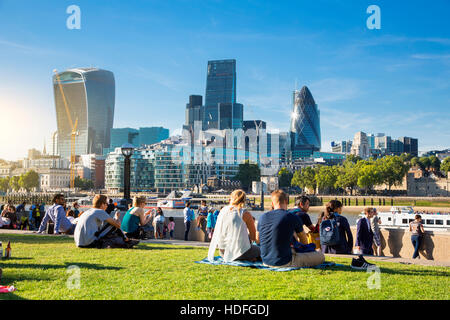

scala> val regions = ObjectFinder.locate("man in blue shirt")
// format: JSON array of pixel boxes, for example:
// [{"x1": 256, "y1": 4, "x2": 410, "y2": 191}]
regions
[
  {"x1": 37, "y1": 194, "x2": 75, "y2": 235},
  {"x1": 290, "y1": 195, "x2": 315, "y2": 233},
  {"x1": 355, "y1": 207, "x2": 374, "y2": 255},
  {"x1": 256, "y1": 190, "x2": 325, "y2": 268}
]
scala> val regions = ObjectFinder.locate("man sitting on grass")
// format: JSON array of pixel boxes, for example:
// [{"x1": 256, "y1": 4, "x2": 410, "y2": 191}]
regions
[
  {"x1": 256, "y1": 189, "x2": 325, "y2": 268},
  {"x1": 74, "y1": 194, "x2": 139, "y2": 249},
  {"x1": 37, "y1": 194, "x2": 75, "y2": 235}
]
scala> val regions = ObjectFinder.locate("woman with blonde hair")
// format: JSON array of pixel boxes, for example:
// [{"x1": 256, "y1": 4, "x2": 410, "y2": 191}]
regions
[
  {"x1": 121, "y1": 196, "x2": 152, "y2": 239},
  {"x1": 208, "y1": 189, "x2": 260, "y2": 262}
]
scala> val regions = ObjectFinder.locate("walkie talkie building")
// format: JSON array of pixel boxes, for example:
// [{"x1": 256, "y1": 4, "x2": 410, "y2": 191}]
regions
[
  {"x1": 290, "y1": 86, "x2": 321, "y2": 156},
  {"x1": 53, "y1": 68, "x2": 115, "y2": 159}
]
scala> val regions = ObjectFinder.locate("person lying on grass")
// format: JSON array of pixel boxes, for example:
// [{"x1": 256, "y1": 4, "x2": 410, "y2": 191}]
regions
[{"x1": 74, "y1": 194, "x2": 139, "y2": 249}]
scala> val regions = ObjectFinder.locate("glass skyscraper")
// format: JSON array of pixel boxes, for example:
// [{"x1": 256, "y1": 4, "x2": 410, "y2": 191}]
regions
[
  {"x1": 290, "y1": 86, "x2": 321, "y2": 155},
  {"x1": 203, "y1": 59, "x2": 237, "y2": 130},
  {"x1": 53, "y1": 68, "x2": 115, "y2": 159}
]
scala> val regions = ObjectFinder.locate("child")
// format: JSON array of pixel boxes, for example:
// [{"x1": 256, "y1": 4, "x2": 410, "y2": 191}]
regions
[
  {"x1": 196, "y1": 200, "x2": 208, "y2": 230},
  {"x1": 168, "y1": 217, "x2": 175, "y2": 240}
]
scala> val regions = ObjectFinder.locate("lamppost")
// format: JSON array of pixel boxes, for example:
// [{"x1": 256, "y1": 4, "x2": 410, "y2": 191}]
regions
[{"x1": 121, "y1": 143, "x2": 135, "y2": 202}]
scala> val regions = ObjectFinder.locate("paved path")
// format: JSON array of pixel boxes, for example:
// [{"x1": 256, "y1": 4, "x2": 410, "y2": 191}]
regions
[{"x1": 1, "y1": 229, "x2": 449, "y2": 267}]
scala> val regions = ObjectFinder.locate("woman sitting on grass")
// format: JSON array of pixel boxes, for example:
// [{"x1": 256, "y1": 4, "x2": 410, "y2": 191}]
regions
[
  {"x1": 208, "y1": 189, "x2": 260, "y2": 262},
  {"x1": 121, "y1": 196, "x2": 152, "y2": 239}
]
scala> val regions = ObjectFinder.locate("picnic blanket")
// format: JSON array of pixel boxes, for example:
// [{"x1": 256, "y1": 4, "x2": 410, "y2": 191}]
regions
[{"x1": 195, "y1": 256, "x2": 344, "y2": 272}]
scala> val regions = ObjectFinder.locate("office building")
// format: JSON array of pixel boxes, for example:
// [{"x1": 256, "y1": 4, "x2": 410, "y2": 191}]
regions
[
  {"x1": 351, "y1": 131, "x2": 370, "y2": 159},
  {"x1": 203, "y1": 59, "x2": 238, "y2": 130},
  {"x1": 53, "y1": 68, "x2": 115, "y2": 159},
  {"x1": 290, "y1": 86, "x2": 321, "y2": 159}
]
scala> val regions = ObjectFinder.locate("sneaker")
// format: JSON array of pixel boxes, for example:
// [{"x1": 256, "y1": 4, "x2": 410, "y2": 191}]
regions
[
  {"x1": 351, "y1": 256, "x2": 375, "y2": 270},
  {"x1": 126, "y1": 239, "x2": 140, "y2": 248}
]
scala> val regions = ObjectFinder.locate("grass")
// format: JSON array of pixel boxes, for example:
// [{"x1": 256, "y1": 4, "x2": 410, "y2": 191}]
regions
[{"x1": 0, "y1": 234, "x2": 449, "y2": 300}]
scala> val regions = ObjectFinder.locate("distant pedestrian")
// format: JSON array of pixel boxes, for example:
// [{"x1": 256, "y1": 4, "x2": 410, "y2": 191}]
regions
[
  {"x1": 355, "y1": 207, "x2": 374, "y2": 255},
  {"x1": 410, "y1": 214, "x2": 425, "y2": 259},
  {"x1": 168, "y1": 217, "x2": 175, "y2": 240},
  {"x1": 370, "y1": 208, "x2": 382, "y2": 256},
  {"x1": 72, "y1": 202, "x2": 80, "y2": 218},
  {"x1": 153, "y1": 207, "x2": 165, "y2": 239},
  {"x1": 183, "y1": 201, "x2": 195, "y2": 241},
  {"x1": 196, "y1": 200, "x2": 208, "y2": 230},
  {"x1": 206, "y1": 208, "x2": 217, "y2": 240},
  {"x1": 32, "y1": 203, "x2": 42, "y2": 230}
]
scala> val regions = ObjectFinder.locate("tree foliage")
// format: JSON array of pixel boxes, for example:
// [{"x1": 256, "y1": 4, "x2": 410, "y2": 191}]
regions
[
  {"x1": 19, "y1": 170, "x2": 40, "y2": 192},
  {"x1": 278, "y1": 167, "x2": 293, "y2": 188},
  {"x1": 441, "y1": 157, "x2": 450, "y2": 175},
  {"x1": 234, "y1": 160, "x2": 261, "y2": 192},
  {"x1": 74, "y1": 176, "x2": 94, "y2": 191}
]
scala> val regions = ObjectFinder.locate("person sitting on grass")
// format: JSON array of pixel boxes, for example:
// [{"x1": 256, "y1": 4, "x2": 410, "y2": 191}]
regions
[
  {"x1": 37, "y1": 194, "x2": 75, "y2": 235},
  {"x1": 289, "y1": 195, "x2": 315, "y2": 233},
  {"x1": 0, "y1": 205, "x2": 18, "y2": 229},
  {"x1": 121, "y1": 196, "x2": 152, "y2": 239},
  {"x1": 208, "y1": 189, "x2": 260, "y2": 263},
  {"x1": 256, "y1": 189, "x2": 325, "y2": 268},
  {"x1": 74, "y1": 194, "x2": 139, "y2": 249}
]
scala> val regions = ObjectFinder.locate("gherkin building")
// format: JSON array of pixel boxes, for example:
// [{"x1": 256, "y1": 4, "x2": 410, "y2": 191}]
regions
[{"x1": 290, "y1": 86, "x2": 321, "y2": 151}]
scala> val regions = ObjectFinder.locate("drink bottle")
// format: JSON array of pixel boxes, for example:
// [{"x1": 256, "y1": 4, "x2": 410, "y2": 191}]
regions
[
  {"x1": 5, "y1": 241, "x2": 11, "y2": 259},
  {"x1": 0, "y1": 241, "x2": 2, "y2": 259}
]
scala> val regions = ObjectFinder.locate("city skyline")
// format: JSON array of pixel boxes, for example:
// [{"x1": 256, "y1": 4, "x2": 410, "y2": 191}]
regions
[{"x1": 0, "y1": 0, "x2": 449, "y2": 161}]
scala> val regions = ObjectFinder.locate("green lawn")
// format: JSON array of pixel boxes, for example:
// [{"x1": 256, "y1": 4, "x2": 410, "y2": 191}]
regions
[{"x1": 0, "y1": 234, "x2": 448, "y2": 300}]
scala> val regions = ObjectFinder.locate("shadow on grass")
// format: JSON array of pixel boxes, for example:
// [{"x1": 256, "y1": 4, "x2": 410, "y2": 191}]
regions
[
  {"x1": 1, "y1": 262, "x2": 122, "y2": 271},
  {"x1": 0, "y1": 234, "x2": 73, "y2": 244},
  {"x1": 135, "y1": 245, "x2": 196, "y2": 251},
  {"x1": 340, "y1": 265, "x2": 450, "y2": 277}
]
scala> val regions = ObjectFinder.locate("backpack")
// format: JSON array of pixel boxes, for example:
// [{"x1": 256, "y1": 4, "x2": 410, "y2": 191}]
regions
[{"x1": 320, "y1": 216, "x2": 341, "y2": 246}]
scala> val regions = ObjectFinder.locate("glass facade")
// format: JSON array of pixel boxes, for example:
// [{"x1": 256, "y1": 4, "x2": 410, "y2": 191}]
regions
[
  {"x1": 204, "y1": 59, "x2": 236, "y2": 130},
  {"x1": 138, "y1": 127, "x2": 169, "y2": 146},
  {"x1": 290, "y1": 86, "x2": 321, "y2": 153},
  {"x1": 53, "y1": 68, "x2": 115, "y2": 159}
]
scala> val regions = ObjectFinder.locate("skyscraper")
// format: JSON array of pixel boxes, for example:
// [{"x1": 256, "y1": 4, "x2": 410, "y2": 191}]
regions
[
  {"x1": 53, "y1": 68, "x2": 115, "y2": 159},
  {"x1": 203, "y1": 59, "x2": 237, "y2": 130},
  {"x1": 290, "y1": 86, "x2": 321, "y2": 158}
]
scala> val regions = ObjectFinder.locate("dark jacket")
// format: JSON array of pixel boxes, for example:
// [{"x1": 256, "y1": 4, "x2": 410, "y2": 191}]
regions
[
  {"x1": 321, "y1": 214, "x2": 353, "y2": 254},
  {"x1": 356, "y1": 217, "x2": 374, "y2": 255}
]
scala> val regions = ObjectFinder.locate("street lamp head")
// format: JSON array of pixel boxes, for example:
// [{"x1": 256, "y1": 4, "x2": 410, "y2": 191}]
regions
[{"x1": 121, "y1": 143, "x2": 135, "y2": 157}]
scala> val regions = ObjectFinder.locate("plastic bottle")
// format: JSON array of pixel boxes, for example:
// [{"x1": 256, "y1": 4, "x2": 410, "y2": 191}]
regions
[
  {"x1": 0, "y1": 241, "x2": 2, "y2": 259},
  {"x1": 5, "y1": 241, "x2": 11, "y2": 259}
]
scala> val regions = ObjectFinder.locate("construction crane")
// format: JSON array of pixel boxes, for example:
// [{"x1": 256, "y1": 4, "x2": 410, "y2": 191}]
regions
[{"x1": 53, "y1": 69, "x2": 79, "y2": 191}]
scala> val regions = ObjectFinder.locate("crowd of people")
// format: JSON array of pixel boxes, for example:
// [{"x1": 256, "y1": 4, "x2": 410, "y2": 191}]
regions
[{"x1": 1, "y1": 190, "x2": 431, "y2": 262}]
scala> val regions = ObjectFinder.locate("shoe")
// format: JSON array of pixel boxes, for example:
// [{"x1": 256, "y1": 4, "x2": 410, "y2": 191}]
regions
[
  {"x1": 126, "y1": 239, "x2": 140, "y2": 248},
  {"x1": 351, "y1": 255, "x2": 375, "y2": 270}
]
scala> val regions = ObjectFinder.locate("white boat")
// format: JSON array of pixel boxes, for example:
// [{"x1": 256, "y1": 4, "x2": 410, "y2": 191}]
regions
[
  {"x1": 155, "y1": 190, "x2": 192, "y2": 209},
  {"x1": 358, "y1": 206, "x2": 450, "y2": 230}
]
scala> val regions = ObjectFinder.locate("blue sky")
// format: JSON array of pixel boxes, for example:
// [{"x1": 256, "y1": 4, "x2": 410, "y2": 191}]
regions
[{"x1": 0, "y1": 0, "x2": 449, "y2": 161}]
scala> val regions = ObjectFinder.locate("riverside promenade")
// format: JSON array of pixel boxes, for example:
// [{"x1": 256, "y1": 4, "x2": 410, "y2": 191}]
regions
[{"x1": 1, "y1": 229, "x2": 448, "y2": 268}]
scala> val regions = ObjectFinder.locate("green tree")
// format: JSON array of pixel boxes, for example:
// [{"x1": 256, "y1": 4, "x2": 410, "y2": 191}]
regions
[
  {"x1": 9, "y1": 175, "x2": 21, "y2": 191},
  {"x1": 357, "y1": 163, "x2": 382, "y2": 194},
  {"x1": 291, "y1": 166, "x2": 317, "y2": 194},
  {"x1": 378, "y1": 156, "x2": 410, "y2": 191},
  {"x1": 19, "y1": 170, "x2": 40, "y2": 192},
  {"x1": 335, "y1": 161, "x2": 359, "y2": 195},
  {"x1": 410, "y1": 157, "x2": 420, "y2": 168},
  {"x1": 315, "y1": 165, "x2": 338, "y2": 194},
  {"x1": 0, "y1": 177, "x2": 10, "y2": 192},
  {"x1": 74, "y1": 176, "x2": 95, "y2": 191},
  {"x1": 428, "y1": 155, "x2": 441, "y2": 172},
  {"x1": 346, "y1": 154, "x2": 362, "y2": 164},
  {"x1": 278, "y1": 167, "x2": 293, "y2": 188},
  {"x1": 419, "y1": 157, "x2": 431, "y2": 172},
  {"x1": 234, "y1": 161, "x2": 261, "y2": 192},
  {"x1": 441, "y1": 157, "x2": 450, "y2": 174}
]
